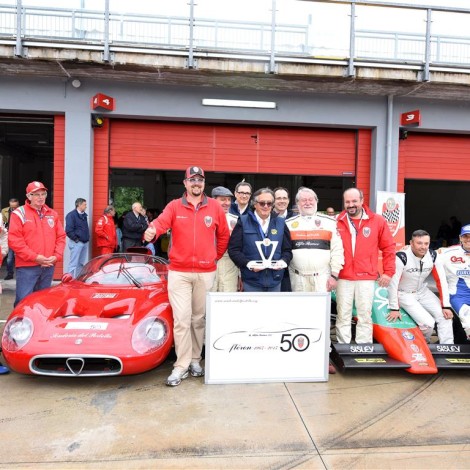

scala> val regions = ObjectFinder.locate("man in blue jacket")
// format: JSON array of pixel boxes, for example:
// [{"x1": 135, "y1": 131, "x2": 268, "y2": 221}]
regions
[
  {"x1": 65, "y1": 197, "x2": 90, "y2": 278},
  {"x1": 229, "y1": 188, "x2": 292, "y2": 292}
]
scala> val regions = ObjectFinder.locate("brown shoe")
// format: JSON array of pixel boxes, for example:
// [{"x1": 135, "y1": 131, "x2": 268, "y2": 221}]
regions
[{"x1": 328, "y1": 363, "x2": 336, "y2": 374}]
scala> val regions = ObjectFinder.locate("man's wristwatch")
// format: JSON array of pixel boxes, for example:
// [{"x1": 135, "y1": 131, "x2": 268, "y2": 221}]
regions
[{"x1": 330, "y1": 274, "x2": 338, "y2": 281}]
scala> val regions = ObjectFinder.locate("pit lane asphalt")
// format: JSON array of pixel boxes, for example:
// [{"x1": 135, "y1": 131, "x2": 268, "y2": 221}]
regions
[{"x1": 1, "y1": 277, "x2": 470, "y2": 470}]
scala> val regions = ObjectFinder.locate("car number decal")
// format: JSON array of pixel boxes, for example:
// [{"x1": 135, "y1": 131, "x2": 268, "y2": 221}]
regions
[
  {"x1": 65, "y1": 322, "x2": 109, "y2": 330},
  {"x1": 92, "y1": 293, "x2": 117, "y2": 298}
]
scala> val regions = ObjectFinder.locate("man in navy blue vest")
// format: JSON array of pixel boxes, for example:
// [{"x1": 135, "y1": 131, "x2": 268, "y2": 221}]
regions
[
  {"x1": 65, "y1": 197, "x2": 90, "y2": 278},
  {"x1": 229, "y1": 188, "x2": 292, "y2": 292}
]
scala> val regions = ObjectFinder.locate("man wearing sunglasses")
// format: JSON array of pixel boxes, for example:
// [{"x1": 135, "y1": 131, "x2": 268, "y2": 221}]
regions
[
  {"x1": 144, "y1": 166, "x2": 230, "y2": 386},
  {"x1": 228, "y1": 188, "x2": 292, "y2": 292},
  {"x1": 8, "y1": 181, "x2": 66, "y2": 307}
]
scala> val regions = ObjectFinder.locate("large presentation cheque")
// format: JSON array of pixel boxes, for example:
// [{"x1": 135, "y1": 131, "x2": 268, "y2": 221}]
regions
[{"x1": 205, "y1": 292, "x2": 330, "y2": 384}]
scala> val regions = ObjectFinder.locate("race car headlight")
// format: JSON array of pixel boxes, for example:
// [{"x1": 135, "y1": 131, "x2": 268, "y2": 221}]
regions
[
  {"x1": 3, "y1": 317, "x2": 34, "y2": 352},
  {"x1": 131, "y1": 317, "x2": 167, "y2": 354}
]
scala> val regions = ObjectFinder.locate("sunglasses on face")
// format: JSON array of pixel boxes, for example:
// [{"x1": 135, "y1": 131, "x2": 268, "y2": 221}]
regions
[
  {"x1": 186, "y1": 177, "x2": 204, "y2": 183},
  {"x1": 256, "y1": 201, "x2": 273, "y2": 207}
]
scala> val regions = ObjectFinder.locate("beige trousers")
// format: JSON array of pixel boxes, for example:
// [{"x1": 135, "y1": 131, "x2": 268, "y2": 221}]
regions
[
  {"x1": 210, "y1": 254, "x2": 239, "y2": 292},
  {"x1": 168, "y1": 270, "x2": 216, "y2": 371}
]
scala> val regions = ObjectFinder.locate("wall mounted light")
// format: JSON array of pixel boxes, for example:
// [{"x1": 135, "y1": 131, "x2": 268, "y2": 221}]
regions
[
  {"x1": 71, "y1": 79, "x2": 82, "y2": 88},
  {"x1": 91, "y1": 114, "x2": 104, "y2": 128},
  {"x1": 202, "y1": 99, "x2": 276, "y2": 109}
]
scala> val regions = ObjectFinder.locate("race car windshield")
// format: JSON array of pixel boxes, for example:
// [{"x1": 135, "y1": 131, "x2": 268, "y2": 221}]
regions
[
  {"x1": 117, "y1": 260, "x2": 142, "y2": 288},
  {"x1": 77, "y1": 254, "x2": 168, "y2": 286}
]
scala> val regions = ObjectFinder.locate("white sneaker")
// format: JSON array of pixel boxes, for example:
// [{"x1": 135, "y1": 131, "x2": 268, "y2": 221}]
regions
[
  {"x1": 189, "y1": 361, "x2": 204, "y2": 377},
  {"x1": 166, "y1": 368, "x2": 189, "y2": 386}
]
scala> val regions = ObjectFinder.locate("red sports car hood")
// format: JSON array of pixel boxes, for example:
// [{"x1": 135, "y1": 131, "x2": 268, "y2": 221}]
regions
[{"x1": 15, "y1": 282, "x2": 168, "y2": 326}]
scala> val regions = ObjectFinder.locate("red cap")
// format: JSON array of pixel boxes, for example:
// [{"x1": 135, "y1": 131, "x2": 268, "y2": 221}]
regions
[
  {"x1": 26, "y1": 181, "x2": 48, "y2": 194},
  {"x1": 185, "y1": 166, "x2": 205, "y2": 179}
]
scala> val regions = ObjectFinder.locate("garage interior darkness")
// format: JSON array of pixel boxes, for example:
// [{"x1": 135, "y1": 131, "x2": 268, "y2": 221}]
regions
[
  {"x1": 404, "y1": 179, "x2": 470, "y2": 244},
  {"x1": 1, "y1": 113, "x2": 469, "y2": 250},
  {"x1": 0, "y1": 114, "x2": 54, "y2": 203},
  {"x1": 109, "y1": 169, "x2": 351, "y2": 217}
]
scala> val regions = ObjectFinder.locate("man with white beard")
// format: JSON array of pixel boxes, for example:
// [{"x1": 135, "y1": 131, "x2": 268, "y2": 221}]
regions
[{"x1": 286, "y1": 187, "x2": 344, "y2": 294}]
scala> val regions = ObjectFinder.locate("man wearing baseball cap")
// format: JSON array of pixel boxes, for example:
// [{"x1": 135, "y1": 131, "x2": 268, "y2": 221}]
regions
[
  {"x1": 144, "y1": 166, "x2": 230, "y2": 386},
  {"x1": 210, "y1": 186, "x2": 239, "y2": 292},
  {"x1": 8, "y1": 181, "x2": 66, "y2": 307},
  {"x1": 185, "y1": 166, "x2": 205, "y2": 179},
  {"x1": 438, "y1": 223, "x2": 470, "y2": 341}
]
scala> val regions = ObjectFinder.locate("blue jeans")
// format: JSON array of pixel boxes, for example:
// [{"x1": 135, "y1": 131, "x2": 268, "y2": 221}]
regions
[
  {"x1": 6, "y1": 249, "x2": 15, "y2": 276},
  {"x1": 15, "y1": 265, "x2": 55, "y2": 307},
  {"x1": 67, "y1": 240, "x2": 88, "y2": 278},
  {"x1": 243, "y1": 282, "x2": 281, "y2": 292}
]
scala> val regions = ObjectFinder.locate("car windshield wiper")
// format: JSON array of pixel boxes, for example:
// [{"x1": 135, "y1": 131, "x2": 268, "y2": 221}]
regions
[{"x1": 117, "y1": 261, "x2": 142, "y2": 288}]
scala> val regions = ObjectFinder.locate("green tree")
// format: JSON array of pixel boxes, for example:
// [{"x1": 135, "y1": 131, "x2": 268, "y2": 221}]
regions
[{"x1": 113, "y1": 186, "x2": 144, "y2": 216}]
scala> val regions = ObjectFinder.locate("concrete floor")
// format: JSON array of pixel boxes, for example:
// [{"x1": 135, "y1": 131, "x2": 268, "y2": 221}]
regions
[{"x1": 1, "y1": 275, "x2": 470, "y2": 470}]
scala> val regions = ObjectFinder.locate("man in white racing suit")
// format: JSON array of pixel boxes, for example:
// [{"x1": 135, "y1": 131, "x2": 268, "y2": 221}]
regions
[
  {"x1": 286, "y1": 187, "x2": 344, "y2": 293},
  {"x1": 438, "y1": 223, "x2": 470, "y2": 340},
  {"x1": 387, "y1": 229, "x2": 454, "y2": 343},
  {"x1": 210, "y1": 186, "x2": 239, "y2": 292},
  {"x1": 286, "y1": 187, "x2": 344, "y2": 374}
]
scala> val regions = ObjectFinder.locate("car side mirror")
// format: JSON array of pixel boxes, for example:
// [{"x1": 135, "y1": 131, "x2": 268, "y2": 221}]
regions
[{"x1": 61, "y1": 273, "x2": 73, "y2": 284}]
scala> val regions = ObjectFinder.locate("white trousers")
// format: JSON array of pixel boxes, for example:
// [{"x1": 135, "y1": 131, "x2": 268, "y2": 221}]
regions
[
  {"x1": 290, "y1": 271, "x2": 329, "y2": 293},
  {"x1": 336, "y1": 279, "x2": 375, "y2": 344},
  {"x1": 398, "y1": 288, "x2": 454, "y2": 344},
  {"x1": 456, "y1": 304, "x2": 470, "y2": 339}
]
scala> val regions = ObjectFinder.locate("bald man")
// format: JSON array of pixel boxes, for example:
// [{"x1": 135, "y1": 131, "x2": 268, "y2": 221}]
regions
[
  {"x1": 121, "y1": 202, "x2": 148, "y2": 252},
  {"x1": 335, "y1": 188, "x2": 395, "y2": 344}
]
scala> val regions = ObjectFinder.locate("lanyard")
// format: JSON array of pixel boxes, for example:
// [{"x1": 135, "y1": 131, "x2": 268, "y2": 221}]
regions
[
  {"x1": 346, "y1": 210, "x2": 364, "y2": 256},
  {"x1": 347, "y1": 209, "x2": 364, "y2": 236}
]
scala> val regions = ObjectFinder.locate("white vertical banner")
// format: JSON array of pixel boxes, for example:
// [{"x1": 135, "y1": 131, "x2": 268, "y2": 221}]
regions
[{"x1": 376, "y1": 191, "x2": 406, "y2": 251}]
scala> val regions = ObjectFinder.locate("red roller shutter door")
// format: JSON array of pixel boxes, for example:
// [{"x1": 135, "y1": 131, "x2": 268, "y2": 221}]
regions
[
  {"x1": 398, "y1": 133, "x2": 470, "y2": 191},
  {"x1": 109, "y1": 121, "x2": 364, "y2": 177}
]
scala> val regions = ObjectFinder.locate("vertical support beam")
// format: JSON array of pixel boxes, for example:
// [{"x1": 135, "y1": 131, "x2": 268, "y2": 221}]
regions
[
  {"x1": 423, "y1": 8, "x2": 432, "y2": 82},
  {"x1": 187, "y1": 0, "x2": 196, "y2": 69},
  {"x1": 347, "y1": 0, "x2": 356, "y2": 77},
  {"x1": 385, "y1": 95, "x2": 394, "y2": 192},
  {"x1": 63, "y1": 110, "x2": 94, "y2": 272},
  {"x1": 15, "y1": 0, "x2": 23, "y2": 57},
  {"x1": 102, "y1": 0, "x2": 110, "y2": 62}
]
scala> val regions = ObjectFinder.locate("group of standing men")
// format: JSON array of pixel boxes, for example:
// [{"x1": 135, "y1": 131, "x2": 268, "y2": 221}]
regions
[
  {"x1": 142, "y1": 166, "x2": 400, "y2": 386},
  {"x1": 2, "y1": 171, "x2": 469, "y2": 381}
]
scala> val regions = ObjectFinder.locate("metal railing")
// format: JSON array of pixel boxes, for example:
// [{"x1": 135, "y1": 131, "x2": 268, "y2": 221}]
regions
[{"x1": 1, "y1": 1, "x2": 470, "y2": 74}]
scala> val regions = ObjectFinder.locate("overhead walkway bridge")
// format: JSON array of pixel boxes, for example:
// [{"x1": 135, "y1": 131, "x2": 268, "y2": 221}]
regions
[{"x1": 1, "y1": 0, "x2": 470, "y2": 100}]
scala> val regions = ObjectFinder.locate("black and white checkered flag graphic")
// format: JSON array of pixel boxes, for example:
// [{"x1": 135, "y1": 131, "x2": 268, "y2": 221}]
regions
[{"x1": 382, "y1": 204, "x2": 400, "y2": 224}]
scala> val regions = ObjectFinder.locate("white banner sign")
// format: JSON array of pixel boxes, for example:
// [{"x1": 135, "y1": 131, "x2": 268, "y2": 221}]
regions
[
  {"x1": 205, "y1": 292, "x2": 330, "y2": 384},
  {"x1": 376, "y1": 190, "x2": 406, "y2": 251}
]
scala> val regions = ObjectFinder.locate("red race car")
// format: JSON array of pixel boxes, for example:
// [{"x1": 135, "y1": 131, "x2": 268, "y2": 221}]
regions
[{"x1": 1, "y1": 253, "x2": 173, "y2": 376}]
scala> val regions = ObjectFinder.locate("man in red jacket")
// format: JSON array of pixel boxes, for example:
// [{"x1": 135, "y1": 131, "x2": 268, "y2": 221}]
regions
[
  {"x1": 8, "y1": 181, "x2": 66, "y2": 307},
  {"x1": 95, "y1": 205, "x2": 118, "y2": 255},
  {"x1": 335, "y1": 188, "x2": 395, "y2": 344},
  {"x1": 144, "y1": 166, "x2": 230, "y2": 386}
]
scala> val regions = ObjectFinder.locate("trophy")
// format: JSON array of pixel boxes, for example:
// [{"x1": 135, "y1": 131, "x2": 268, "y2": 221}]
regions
[{"x1": 247, "y1": 239, "x2": 287, "y2": 271}]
